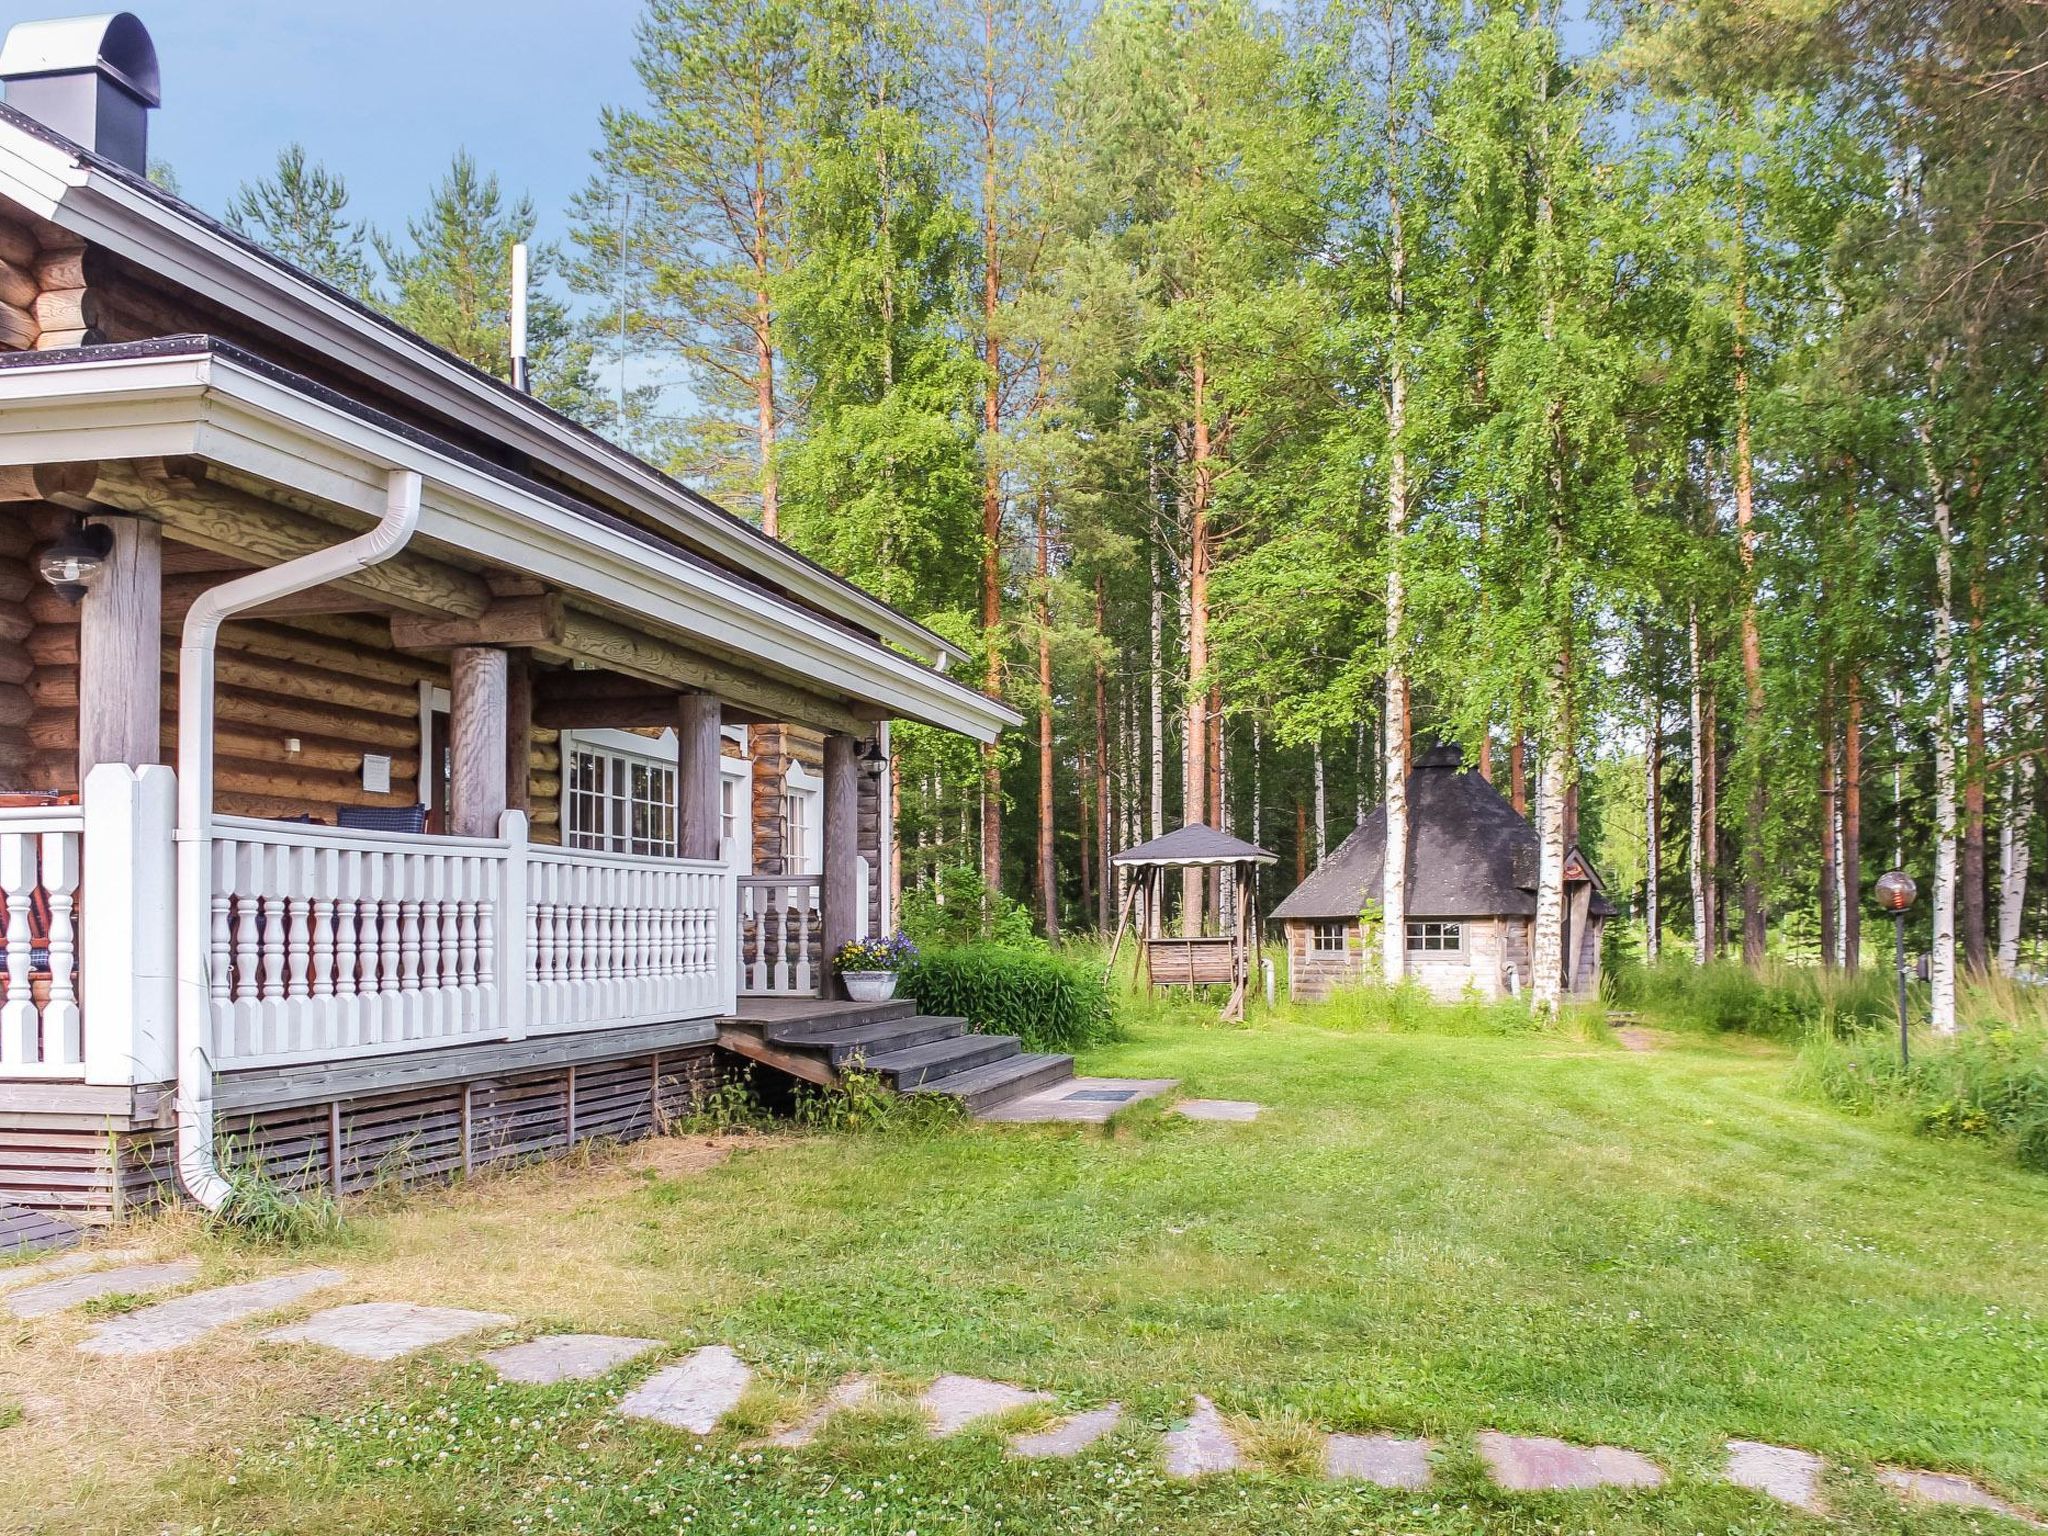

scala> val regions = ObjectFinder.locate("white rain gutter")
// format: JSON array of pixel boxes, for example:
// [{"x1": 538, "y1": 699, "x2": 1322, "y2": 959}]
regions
[{"x1": 173, "y1": 468, "x2": 422, "y2": 1209}]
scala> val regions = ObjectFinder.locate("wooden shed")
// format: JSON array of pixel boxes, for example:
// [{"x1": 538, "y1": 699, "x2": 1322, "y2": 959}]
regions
[{"x1": 1271, "y1": 744, "x2": 1612, "y2": 1002}]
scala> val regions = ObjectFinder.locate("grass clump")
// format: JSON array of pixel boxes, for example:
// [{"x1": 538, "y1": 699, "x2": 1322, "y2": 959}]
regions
[
  {"x1": 793, "y1": 1064, "x2": 965, "y2": 1136},
  {"x1": 902, "y1": 943, "x2": 1118, "y2": 1053},
  {"x1": 205, "y1": 1145, "x2": 344, "y2": 1247},
  {"x1": 1795, "y1": 1023, "x2": 2048, "y2": 1172},
  {"x1": 1612, "y1": 956, "x2": 1896, "y2": 1038}
]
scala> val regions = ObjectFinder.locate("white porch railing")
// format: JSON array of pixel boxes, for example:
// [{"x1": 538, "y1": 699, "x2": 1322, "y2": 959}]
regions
[
  {"x1": 737, "y1": 876, "x2": 821, "y2": 996},
  {"x1": 0, "y1": 804, "x2": 83, "y2": 1078},
  {"x1": 527, "y1": 844, "x2": 728, "y2": 1032},
  {"x1": 205, "y1": 811, "x2": 732, "y2": 1072}
]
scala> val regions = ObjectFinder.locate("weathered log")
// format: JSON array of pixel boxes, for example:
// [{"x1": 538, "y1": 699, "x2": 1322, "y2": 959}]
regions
[
  {"x1": 0, "y1": 608, "x2": 31, "y2": 646},
  {"x1": 78, "y1": 514, "x2": 160, "y2": 777},
  {"x1": 392, "y1": 594, "x2": 564, "y2": 651},
  {"x1": 34, "y1": 327, "x2": 105, "y2": 350},
  {"x1": 94, "y1": 463, "x2": 492, "y2": 619},
  {"x1": 0, "y1": 257, "x2": 34, "y2": 310},
  {"x1": 163, "y1": 648, "x2": 419, "y2": 717},
  {"x1": 24, "y1": 625, "x2": 77, "y2": 665},
  {"x1": 0, "y1": 221, "x2": 35, "y2": 269},
  {"x1": 25, "y1": 709, "x2": 72, "y2": 753},
  {"x1": 160, "y1": 574, "x2": 390, "y2": 625},
  {"x1": 218, "y1": 619, "x2": 442, "y2": 689},
  {"x1": 200, "y1": 691, "x2": 419, "y2": 751},
  {"x1": 213, "y1": 756, "x2": 418, "y2": 808},
  {"x1": 0, "y1": 648, "x2": 29, "y2": 687},
  {"x1": 0, "y1": 564, "x2": 31, "y2": 604},
  {"x1": 0, "y1": 300, "x2": 34, "y2": 351},
  {"x1": 32, "y1": 245, "x2": 88, "y2": 291},
  {"x1": 25, "y1": 667, "x2": 73, "y2": 710},
  {"x1": 0, "y1": 684, "x2": 29, "y2": 728},
  {"x1": 0, "y1": 462, "x2": 96, "y2": 503},
  {"x1": 163, "y1": 721, "x2": 419, "y2": 779},
  {"x1": 31, "y1": 288, "x2": 98, "y2": 333}
]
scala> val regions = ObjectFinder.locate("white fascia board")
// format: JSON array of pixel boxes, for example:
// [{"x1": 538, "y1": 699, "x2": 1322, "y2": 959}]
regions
[
  {"x1": 0, "y1": 121, "x2": 962, "y2": 670},
  {"x1": 0, "y1": 350, "x2": 1020, "y2": 742}
]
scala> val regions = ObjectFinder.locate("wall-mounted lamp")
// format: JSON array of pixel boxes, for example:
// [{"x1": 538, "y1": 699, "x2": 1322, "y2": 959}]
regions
[
  {"x1": 859, "y1": 737, "x2": 888, "y2": 781},
  {"x1": 36, "y1": 516, "x2": 114, "y2": 604}
]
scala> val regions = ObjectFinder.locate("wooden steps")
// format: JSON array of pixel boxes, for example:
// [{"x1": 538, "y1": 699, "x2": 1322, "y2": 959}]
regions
[{"x1": 718, "y1": 1000, "x2": 1073, "y2": 1115}]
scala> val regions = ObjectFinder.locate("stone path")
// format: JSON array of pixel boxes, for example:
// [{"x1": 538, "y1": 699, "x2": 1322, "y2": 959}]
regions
[
  {"x1": 1173, "y1": 1098, "x2": 1262, "y2": 1123},
  {"x1": 981, "y1": 1078, "x2": 1177, "y2": 1124},
  {"x1": 79, "y1": 1268, "x2": 346, "y2": 1357},
  {"x1": 1164, "y1": 1395, "x2": 1242, "y2": 1478},
  {"x1": 1325, "y1": 1432, "x2": 1433, "y2": 1489},
  {"x1": 1477, "y1": 1431, "x2": 1666, "y2": 1491},
  {"x1": 0, "y1": 1245, "x2": 141, "y2": 1290},
  {"x1": 483, "y1": 1333, "x2": 662, "y2": 1385},
  {"x1": 1882, "y1": 1468, "x2": 2047, "y2": 1527},
  {"x1": 1726, "y1": 1439, "x2": 1825, "y2": 1513},
  {"x1": 768, "y1": 1375, "x2": 878, "y2": 1448},
  {"x1": 263, "y1": 1301, "x2": 513, "y2": 1361},
  {"x1": 1009, "y1": 1404, "x2": 1123, "y2": 1459},
  {"x1": 5, "y1": 1258, "x2": 197, "y2": 1320},
  {"x1": 620, "y1": 1345, "x2": 753, "y2": 1435},
  {"x1": 922, "y1": 1373, "x2": 1052, "y2": 1435}
]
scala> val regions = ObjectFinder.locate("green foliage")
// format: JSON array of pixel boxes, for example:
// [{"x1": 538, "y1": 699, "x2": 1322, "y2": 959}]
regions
[
  {"x1": 900, "y1": 865, "x2": 1039, "y2": 950},
  {"x1": 1306, "y1": 979, "x2": 1560, "y2": 1038},
  {"x1": 207, "y1": 1146, "x2": 344, "y2": 1248},
  {"x1": 680, "y1": 1071, "x2": 772, "y2": 1133},
  {"x1": 793, "y1": 1064, "x2": 965, "y2": 1136},
  {"x1": 1795, "y1": 1024, "x2": 2048, "y2": 1174},
  {"x1": 1613, "y1": 957, "x2": 1895, "y2": 1039},
  {"x1": 226, "y1": 143, "x2": 377, "y2": 299},
  {"x1": 901, "y1": 943, "x2": 1118, "y2": 1052}
]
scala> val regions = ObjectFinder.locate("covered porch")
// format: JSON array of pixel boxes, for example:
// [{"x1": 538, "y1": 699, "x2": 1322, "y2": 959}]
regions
[{"x1": 0, "y1": 339, "x2": 1011, "y2": 1213}]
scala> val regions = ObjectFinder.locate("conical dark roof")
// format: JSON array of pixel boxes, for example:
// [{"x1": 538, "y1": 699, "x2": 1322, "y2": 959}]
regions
[
  {"x1": 1112, "y1": 822, "x2": 1276, "y2": 867},
  {"x1": 1270, "y1": 743, "x2": 1613, "y2": 920}
]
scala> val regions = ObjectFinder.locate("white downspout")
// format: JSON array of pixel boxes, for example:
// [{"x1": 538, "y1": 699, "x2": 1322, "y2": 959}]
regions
[{"x1": 174, "y1": 469, "x2": 423, "y2": 1209}]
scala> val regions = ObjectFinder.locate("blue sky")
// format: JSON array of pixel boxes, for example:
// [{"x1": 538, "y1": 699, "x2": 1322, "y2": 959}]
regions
[{"x1": 128, "y1": 0, "x2": 645, "y2": 243}]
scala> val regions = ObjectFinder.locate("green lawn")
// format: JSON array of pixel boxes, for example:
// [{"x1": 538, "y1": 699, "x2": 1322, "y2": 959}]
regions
[{"x1": 131, "y1": 1012, "x2": 2048, "y2": 1533}]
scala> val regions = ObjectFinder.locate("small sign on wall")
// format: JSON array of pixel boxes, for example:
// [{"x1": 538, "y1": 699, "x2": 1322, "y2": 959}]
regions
[{"x1": 362, "y1": 753, "x2": 392, "y2": 795}]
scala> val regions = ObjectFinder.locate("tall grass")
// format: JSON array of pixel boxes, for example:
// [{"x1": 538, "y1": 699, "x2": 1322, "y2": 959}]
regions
[
  {"x1": 1794, "y1": 1025, "x2": 2048, "y2": 1172},
  {"x1": 1610, "y1": 956, "x2": 1897, "y2": 1038}
]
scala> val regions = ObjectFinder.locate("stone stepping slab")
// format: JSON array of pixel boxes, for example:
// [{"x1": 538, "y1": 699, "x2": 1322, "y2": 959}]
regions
[
  {"x1": 78, "y1": 1268, "x2": 346, "y2": 1357},
  {"x1": 6, "y1": 1259, "x2": 197, "y2": 1320},
  {"x1": 1325, "y1": 1432, "x2": 1433, "y2": 1488},
  {"x1": 768, "y1": 1375, "x2": 879, "y2": 1448},
  {"x1": 981, "y1": 1079, "x2": 1178, "y2": 1124},
  {"x1": 1164, "y1": 1395, "x2": 1241, "y2": 1478},
  {"x1": 1725, "y1": 1440, "x2": 1824, "y2": 1513},
  {"x1": 263, "y1": 1301, "x2": 511, "y2": 1361},
  {"x1": 1009, "y1": 1403, "x2": 1123, "y2": 1459},
  {"x1": 1881, "y1": 1467, "x2": 2045, "y2": 1527},
  {"x1": 620, "y1": 1345, "x2": 753, "y2": 1435},
  {"x1": 921, "y1": 1374, "x2": 1052, "y2": 1436},
  {"x1": 1478, "y1": 1431, "x2": 1665, "y2": 1491},
  {"x1": 1173, "y1": 1099, "x2": 1262, "y2": 1123},
  {"x1": 0, "y1": 1246, "x2": 143, "y2": 1292},
  {"x1": 483, "y1": 1333, "x2": 662, "y2": 1385}
]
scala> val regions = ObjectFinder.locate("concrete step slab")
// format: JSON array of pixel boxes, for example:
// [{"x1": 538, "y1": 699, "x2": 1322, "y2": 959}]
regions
[
  {"x1": 1009, "y1": 1404, "x2": 1123, "y2": 1459},
  {"x1": 1880, "y1": 1467, "x2": 2044, "y2": 1527},
  {"x1": 1325, "y1": 1432, "x2": 1433, "y2": 1488},
  {"x1": 7, "y1": 1259, "x2": 198, "y2": 1320},
  {"x1": 263, "y1": 1301, "x2": 512, "y2": 1361},
  {"x1": 0, "y1": 1246, "x2": 143, "y2": 1292},
  {"x1": 620, "y1": 1345, "x2": 753, "y2": 1435},
  {"x1": 1725, "y1": 1440, "x2": 1824, "y2": 1513},
  {"x1": 1164, "y1": 1395, "x2": 1241, "y2": 1478},
  {"x1": 921, "y1": 1373, "x2": 1052, "y2": 1436},
  {"x1": 1174, "y1": 1099, "x2": 1262, "y2": 1123},
  {"x1": 767, "y1": 1375, "x2": 879, "y2": 1448},
  {"x1": 981, "y1": 1078, "x2": 1177, "y2": 1124},
  {"x1": 1477, "y1": 1431, "x2": 1665, "y2": 1492},
  {"x1": 484, "y1": 1333, "x2": 663, "y2": 1385},
  {"x1": 78, "y1": 1268, "x2": 346, "y2": 1357}
]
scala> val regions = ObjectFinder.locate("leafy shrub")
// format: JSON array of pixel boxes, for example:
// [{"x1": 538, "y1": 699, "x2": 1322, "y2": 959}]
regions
[
  {"x1": 1794, "y1": 1024, "x2": 2048, "y2": 1173},
  {"x1": 900, "y1": 944, "x2": 1118, "y2": 1053},
  {"x1": 794, "y1": 1065, "x2": 964, "y2": 1136},
  {"x1": 901, "y1": 865, "x2": 1039, "y2": 951},
  {"x1": 1612, "y1": 957, "x2": 1895, "y2": 1038}
]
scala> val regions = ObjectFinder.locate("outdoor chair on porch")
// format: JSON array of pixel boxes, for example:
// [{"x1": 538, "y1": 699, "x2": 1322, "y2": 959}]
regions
[{"x1": 335, "y1": 804, "x2": 429, "y2": 835}]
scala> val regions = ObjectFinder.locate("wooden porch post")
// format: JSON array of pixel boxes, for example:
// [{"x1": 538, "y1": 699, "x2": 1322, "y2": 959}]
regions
[
  {"x1": 677, "y1": 691, "x2": 722, "y2": 861},
  {"x1": 821, "y1": 731, "x2": 859, "y2": 997},
  {"x1": 504, "y1": 649, "x2": 532, "y2": 815},
  {"x1": 449, "y1": 646, "x2": 508, "y2": 838},
  {"x1": 78, "y1": 513, "x2": 161, "y2": 778}
]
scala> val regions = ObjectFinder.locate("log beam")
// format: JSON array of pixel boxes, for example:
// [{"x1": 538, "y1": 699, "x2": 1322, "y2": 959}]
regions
[
  {"x1": 0, "y1": 461, "x2": 96, "y2": 503},
  {"x1": 449, "y1": 646, "x2": 508, "y2": 838},
  {"x1": 391, "y1": 594, "x2": 564, "y2": 651}
]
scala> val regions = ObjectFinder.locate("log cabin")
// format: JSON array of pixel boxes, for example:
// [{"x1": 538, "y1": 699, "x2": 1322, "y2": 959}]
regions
[
  {"x1": 1272, "y1": 744, "x2": 1612, "y2": 1002},
  {"x1": 0, "y1": 15, "x2": 1021, "y2": 1234}
]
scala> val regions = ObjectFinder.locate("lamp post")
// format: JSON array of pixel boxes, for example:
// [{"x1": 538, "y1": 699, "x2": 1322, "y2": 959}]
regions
[{"x1": 1875, "y1": 870, "x2": 1917, "y2": 1068}]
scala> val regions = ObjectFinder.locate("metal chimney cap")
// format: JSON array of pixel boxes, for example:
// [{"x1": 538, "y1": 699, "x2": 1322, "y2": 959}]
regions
[{"x1": 0, "y1": 13, "x2": 160, "y2": 106}]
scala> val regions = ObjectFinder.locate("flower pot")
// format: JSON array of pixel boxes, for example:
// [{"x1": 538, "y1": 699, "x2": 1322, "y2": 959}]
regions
[{"x1": 842, "y1": 971, "x2": 900, "y2": 1003}]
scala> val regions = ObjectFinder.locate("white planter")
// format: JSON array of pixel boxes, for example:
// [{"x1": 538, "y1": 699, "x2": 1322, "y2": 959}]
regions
[{"x1": 842, "y1": 971, "x2": 900, "y2": 1003}]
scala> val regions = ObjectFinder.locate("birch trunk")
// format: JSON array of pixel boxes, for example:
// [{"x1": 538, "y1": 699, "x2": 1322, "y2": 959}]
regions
[
  {"x1": 1149, "y1": 540, "x2": 1165, "y2": 842},
  {"x1": 1531, "y1": 678, "x2": 1570, "y2": 1013},
  {"x1": 1183, "y1": 356, "x2": 1214, "y2": 929},
  {"x1": 1918, "y1": 416, "x2": 1958, "y2": 1033},
  {"x1": 1844, "y1": 670, "x2": 1864, "y2": 970},
  {"x1": 1645, "y1": 689, "x2": 1661, "y2": 962},
  {"x1": 1381, "y1": 91, "x2": 1411, "y2": 988},
  {"x1": 1313, "y1": 737, "x2": 1328, "y2": 864},
  {"x1": 1998, "y1": 751, "x2": 2034, "y2": 973}
]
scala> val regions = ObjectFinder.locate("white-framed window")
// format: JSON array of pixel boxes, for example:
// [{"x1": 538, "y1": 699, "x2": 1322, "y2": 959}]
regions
[
  {"x1": 1311, "y1": 920, "x2": 1349, "y2": 954},
  {"x1": 565, "y1": 742, "x2": 677, "y2": 856},
  {"x1": 1406, "y1": 920, "x2": 1463, "y2": 954},
  {"x1": 783, "y1": 762, "x2": 821, "y2": 876}
]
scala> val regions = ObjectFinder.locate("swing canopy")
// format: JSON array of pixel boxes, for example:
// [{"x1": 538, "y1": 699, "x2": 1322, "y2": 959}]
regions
[{"x1": 1106, "y1": 824, "x2": 1275, "y2": 1019}]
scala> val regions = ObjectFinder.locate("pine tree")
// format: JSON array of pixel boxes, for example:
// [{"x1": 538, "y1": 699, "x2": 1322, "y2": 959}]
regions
[{"x1": 226, "y1": 143, "x2": 377, "y2": 299}]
